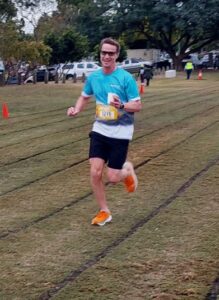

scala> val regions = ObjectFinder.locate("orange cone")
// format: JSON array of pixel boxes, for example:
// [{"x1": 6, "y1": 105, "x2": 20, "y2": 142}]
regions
[
  {"x1": 2, "y1": 103, "x2": 9, "y2": 118},
  {"x1": 139, "y1": 83, "x2": 144, "y2": 94},
  {"x1": 198, "y1": 70, "x2": 203, "y2": 80}
]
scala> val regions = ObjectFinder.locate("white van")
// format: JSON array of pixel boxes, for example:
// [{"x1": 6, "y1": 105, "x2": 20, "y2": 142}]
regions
[
  {"x1": 58, "y1": 61, "x2": 100, "y2": 79},
  {"x1": 0, "y1": 60, "x2": 5, "y2": 73}
]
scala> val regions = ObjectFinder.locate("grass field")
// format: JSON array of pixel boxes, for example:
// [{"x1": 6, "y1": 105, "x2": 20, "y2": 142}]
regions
[{"x1": 0, "y1": 71, "x2": 219, "y2": 300}]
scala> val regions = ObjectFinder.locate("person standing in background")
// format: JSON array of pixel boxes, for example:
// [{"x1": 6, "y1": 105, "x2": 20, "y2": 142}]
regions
[
  {"x1": 184, "y1": 60, "x2": 194, "y2": 79},
  {"x1": 143, "y1": 64, "x2": 153, "y2": 86},
  {"x1": 139, "y1": 65, "x2": 145, "y2": 85}
]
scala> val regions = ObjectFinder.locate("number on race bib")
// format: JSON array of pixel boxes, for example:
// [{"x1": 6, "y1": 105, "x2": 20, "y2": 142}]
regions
[{"x1": 96, "y1": 104, "x2": 118, "y2": 120}]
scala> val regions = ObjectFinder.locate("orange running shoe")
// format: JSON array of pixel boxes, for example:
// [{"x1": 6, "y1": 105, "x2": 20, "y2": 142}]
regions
[
  {"x1": 123, "y1": 162, "x2": 138, "y2": 193},
  {"x1": 91, "y1": 211, "x2": 112, "y2": 226}
]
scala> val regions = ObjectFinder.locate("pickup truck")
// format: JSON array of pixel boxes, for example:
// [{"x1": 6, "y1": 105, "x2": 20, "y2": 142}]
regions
[{"x1": 117, "y1": 58, "x2": 153, "y2": 74}]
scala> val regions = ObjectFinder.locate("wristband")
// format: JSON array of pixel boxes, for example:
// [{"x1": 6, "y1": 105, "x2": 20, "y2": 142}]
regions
[{"x1": 119, "y1": 103, "x2": 125, "y2": 110}]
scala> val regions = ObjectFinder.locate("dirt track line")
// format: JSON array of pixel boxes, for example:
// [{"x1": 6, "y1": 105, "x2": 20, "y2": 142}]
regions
[
  {"x1": 4, "y1": 104, "x2": 94, "y2": 124},
  {"x1": 1, "y1": 99, "x2": 218, "y2": 167},
  {"x1": 0, "y1": 97, "x2": 204, "y2": 161},
  {"x1": 0, "y1": 136, "x2": 89, "y2": 167},
  {"x1": 0, "y1": 157, "x2": 88, "y2": 200},
  {"x1": 0, "y1": 110, "x2": 94, "y2": 138},
  {"x1": 134, "y1": 105, "x2": 219, "y2": 142},
  {"x1": 205, "y1": 274, "x2": 219, "y2": 300},
  {"x1": 6, "y1": 107, "x2": 69, "y2": 120},
  {"x1": 0, "y1": 120, "x2": 92, "y2": 150},
  {"x1": 0, "y1": 106, "x2": 218, "y2": 197},
  {"x1": 6, "y1": 101, "x2": 94, "y2": 120},
  {"x1": 0, "y1": 92, "x2": 189, "y2": 139},
  {"x1": 0, "y1": 107, "x2": 218, "y2": 197},
  {"x1": 0, "y1": 119, "x2": 218, "y2": 239},
  {"x1": 0, "y1": 89, "x2": 215, "y2": 139},
  {"x1": 38, "y1": 154, "x2": 219, "y2": 300},
  {"x1": 1, "y1": 87, "x2": 198, "y2": 121},
  {"x1": 0, "y1": 189, "x2": 92, "y2": 240}
]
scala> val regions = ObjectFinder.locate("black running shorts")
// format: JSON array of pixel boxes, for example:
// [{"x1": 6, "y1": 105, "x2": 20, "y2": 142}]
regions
[{"x1": 89, "y1": 131, "x2": 129, "y2": 169}]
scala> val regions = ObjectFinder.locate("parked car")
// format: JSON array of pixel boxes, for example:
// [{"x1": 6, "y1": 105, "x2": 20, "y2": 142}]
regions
[
  {"x1": 24, "y1": 68, "x2": 56, "y2": 83},
  {"x1": 0, "y1": 60, "x2": 5, "y2": 85},
  {"x1": 5, "y1": 76, "x2": 19, "y2": 85},
  {"x1": 46, "y1": 66, "x2": 57, "y2": 78},
  {"x1": 0, "y1": 59, "x2": 5, "y2": 74},
  {"x1": 117, "y1": 58, "x2": 153, "y2": 74},
  {"x1": 58, "y1": 61, "x2": 101, "y2": 79},
  {"x1": 181, "y1": 53, "x2": 205, "y2": 69},
  {"x1": 214, "y1": 55, "x2": 219, "y2": 69},
  {"x1": 199, "y1": 53, "x2": 218, "y2": 69}
]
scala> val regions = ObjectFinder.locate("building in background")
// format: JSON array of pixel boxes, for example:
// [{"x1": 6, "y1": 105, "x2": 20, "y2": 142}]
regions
[{"x1": 126, "y1": 49, "x2": 161, "y2": 63}]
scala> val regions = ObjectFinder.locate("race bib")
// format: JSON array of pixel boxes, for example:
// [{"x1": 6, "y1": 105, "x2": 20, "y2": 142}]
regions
[{"x1": 96, "y1": 104, "x2": 118, "y2": 120}]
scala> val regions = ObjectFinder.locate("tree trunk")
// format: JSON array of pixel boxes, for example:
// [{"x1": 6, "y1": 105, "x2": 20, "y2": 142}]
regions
[{"x1": 172, "y1": 56, "x2": 184, "y2": 71}]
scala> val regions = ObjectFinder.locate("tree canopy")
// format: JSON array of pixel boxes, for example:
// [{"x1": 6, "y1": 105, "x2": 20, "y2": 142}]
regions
[
  {"x1": 114, "y1": 0, "x2": 219, "y2": 67},
  {"x1": 0, "y1": 0, "x2": 55, "y2": 65},
  {"x1": 0, "y1": 0, "x2": 16, "y2": 22},
  {"x1": 44, "y1": 29, "x2": 89, "y2": 64},
  {"x1": 66, "y1": 0, "x2": 219, "y2": 68},
  {"x1": 1, "y1": 0, "x2": 219, "y2": 67}
]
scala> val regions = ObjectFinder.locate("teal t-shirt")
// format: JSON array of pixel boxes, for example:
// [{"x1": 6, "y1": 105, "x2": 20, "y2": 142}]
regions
[{"x1": 82, "y1": 67, "x2": 140, "y2": 126}]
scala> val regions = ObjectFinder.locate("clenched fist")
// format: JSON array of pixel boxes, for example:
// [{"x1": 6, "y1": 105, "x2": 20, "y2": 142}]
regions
[{"x1": 67, "y1": 107, "x2": 80, "y2": 117}]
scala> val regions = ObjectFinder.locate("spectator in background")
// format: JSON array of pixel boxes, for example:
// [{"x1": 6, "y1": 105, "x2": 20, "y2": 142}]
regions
[
  {"x1": 144, "y1": 64, "x2": 153, "y2": 86},
  {"x1": 214, "y1": 55, "x2": 219, "y2": 70},
  {"x1": 184, "y1": 60, "x2": 194, "y2": 80},
  {"x1": 139, "y1": 65, "x2": 145, "y2": 84}
]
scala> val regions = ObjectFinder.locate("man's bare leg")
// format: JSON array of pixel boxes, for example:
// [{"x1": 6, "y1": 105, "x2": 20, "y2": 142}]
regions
[
  {"x1": 89, "y1": 157, "x2": 110, "y2": 213},
  {"x1": 107, "y1": 162, "x2": 138, "y2": 193}
]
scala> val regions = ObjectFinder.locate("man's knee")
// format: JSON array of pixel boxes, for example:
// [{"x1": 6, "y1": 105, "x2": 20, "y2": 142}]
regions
[
  {"x1": 90, "y1": 166, "x2": 102, "y2": 182},
  {"x1": 107, "y1": 169, "x2": 120, "y2": 184}
]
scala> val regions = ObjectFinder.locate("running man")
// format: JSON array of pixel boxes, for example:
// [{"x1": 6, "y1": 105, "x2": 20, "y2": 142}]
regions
[{"x1": 67, "y1": 37, "x2": 142, "y2": 226}]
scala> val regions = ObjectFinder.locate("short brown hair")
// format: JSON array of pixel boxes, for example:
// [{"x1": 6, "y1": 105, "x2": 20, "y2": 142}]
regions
[{"x1": 100, "y1": 38, "x2": 120, "y2": 53}]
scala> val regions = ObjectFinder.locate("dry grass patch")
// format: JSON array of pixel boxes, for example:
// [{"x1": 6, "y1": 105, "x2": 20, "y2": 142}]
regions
[{"x1": 0, "y1": 72, "x2": 218, "y2": 299}]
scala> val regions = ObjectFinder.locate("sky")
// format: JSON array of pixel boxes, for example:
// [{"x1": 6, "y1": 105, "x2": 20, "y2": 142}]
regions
[{"x1": 16, "y1": 0, "x2": 57, "y2": 33}]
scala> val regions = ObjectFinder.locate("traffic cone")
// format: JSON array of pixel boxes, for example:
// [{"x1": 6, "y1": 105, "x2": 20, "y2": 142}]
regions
[
  {"x1": 198, "y1": 70, "x2": 203, "y2": 80},
  {"x1": 139, "y1": 83, "x2": 144, "y2": 94},
  {"x1": 2, "y1": 103, "x2": 9, "y2": 118}
]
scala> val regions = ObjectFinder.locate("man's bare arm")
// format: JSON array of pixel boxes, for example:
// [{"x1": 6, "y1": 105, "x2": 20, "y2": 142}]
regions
[{"x1": 67, "y1": 95, "x2": 90, "y2": 117}]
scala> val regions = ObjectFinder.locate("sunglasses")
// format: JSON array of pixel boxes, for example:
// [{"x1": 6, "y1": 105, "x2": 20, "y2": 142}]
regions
[{"x1": 100, "y1": 51, "x2": 117, "y2": 56}]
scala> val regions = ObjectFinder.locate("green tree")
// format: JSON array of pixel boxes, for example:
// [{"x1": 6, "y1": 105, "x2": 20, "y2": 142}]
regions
[
  {"x1": 0, "y1": 0, "x2": 54, "y2": 70},
  {"x1": 0, "y1": 0, "x2": 17, "y2": 22},
  {"x1": 43, "y1": 32, "x2": 62, "y2": 64},
  {"x1": 35, "y1": 12, "x2": 67, "y2": 41},
  {"x1": 58, "y1": 0, "x2": 219, "y2": 69},
  {"x1": 56, "y1": 0, "x2": 114, "y2": 50},
  {"x1": 13, "y1": 41, "x2": 52, "y2": 65},
  {"x1": 102, "y1": 0, "x2": 219, "y2": 69},
  {"x1": 0, "y1": 23, "x2": 51, "y2": 64},
  {"x1": 44, "y1": 29, "x2": 89, "y2": 64},
  {"x1": 0, "y1": 21, "x2": 23, "y2": 60},
  {"x1": 0, "y1": 0, "x2": 18, "y2": 59}
]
